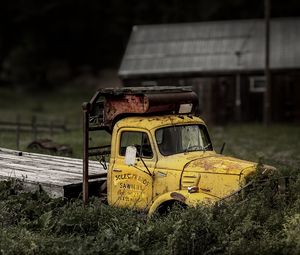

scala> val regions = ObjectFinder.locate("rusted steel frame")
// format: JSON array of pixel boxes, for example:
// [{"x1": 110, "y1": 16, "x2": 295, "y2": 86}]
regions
[
  {"x1": 97, "y1": 86, "x2": 193, "y2": 96},
  {"x1": 103, "y1": 95, "x2": 147, "y2": 126},
  {"x1": 88, "y1": 173, "x2": 107, "y2": 180},
  {"x1": 146, "y1": 91, "x2": 198, "y2": 105},
  {"x1": 89, "y1": 90, "x2": 102, "y2": 105},
  {"x1": 82, "y1": 102, "x2": 90, "y2": 205},
  {"x1": 88, "y1": 150, "x2": 111, "y2": 157},
  {"x1": 88, "y1": 126, "x2": 105, "y2": 131},
  {"x1": 146, "y1": 92, "x2": 198, "y2": 112},
  {"x1": 103, "y1": 91, "x2": 199, "y2": 128},
  {"x1": 88, "y1": 145, "x2": 111, "y2": 157},
  {"x1": 88, "y1": 145, "x2": 111, "y2": 150}
]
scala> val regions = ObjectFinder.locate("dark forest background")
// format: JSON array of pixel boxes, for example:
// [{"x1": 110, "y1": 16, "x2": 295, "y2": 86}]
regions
[{"x1": 0, "y1": 0, "x2": 299, "y2": 88}]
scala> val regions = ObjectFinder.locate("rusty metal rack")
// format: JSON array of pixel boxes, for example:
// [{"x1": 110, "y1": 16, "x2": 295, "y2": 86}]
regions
[{"x1": 82, "y1": 86, "x2": 199, "y2": 204}]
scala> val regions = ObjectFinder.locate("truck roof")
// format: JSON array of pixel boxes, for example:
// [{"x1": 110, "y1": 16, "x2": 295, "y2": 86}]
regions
[
  {"x1": 85, "y1": 86, "x2": 199, "y2": 132},
  {"x1": 115, "y1": 114, "x2": 205, "y2": 131},
  {"x1": 95, "y1": 86, "x2": 193, "y2": 95}
]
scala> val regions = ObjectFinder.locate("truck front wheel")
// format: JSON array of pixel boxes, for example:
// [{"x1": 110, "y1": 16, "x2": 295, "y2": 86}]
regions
[{"x1": 155, "y1": 200, "x2": 187, "y2": 216}]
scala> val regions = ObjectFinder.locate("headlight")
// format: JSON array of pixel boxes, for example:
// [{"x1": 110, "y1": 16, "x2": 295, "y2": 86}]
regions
[{"x1": 188, "y1": 186, "x2": 199, "y2": 193}]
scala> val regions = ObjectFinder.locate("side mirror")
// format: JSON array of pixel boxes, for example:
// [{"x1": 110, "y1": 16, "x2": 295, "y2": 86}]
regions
[{"x1": 125, "y1": 146, "x2": 137, "y2": 166}]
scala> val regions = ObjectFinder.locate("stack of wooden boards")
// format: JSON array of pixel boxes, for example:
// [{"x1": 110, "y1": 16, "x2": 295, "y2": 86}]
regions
[{"x1": 0, "y1": 148, "x2": 107, "y2": 198}]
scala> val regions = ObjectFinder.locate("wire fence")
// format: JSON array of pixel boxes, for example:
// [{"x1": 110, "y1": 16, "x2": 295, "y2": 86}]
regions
[{"x1": 0, "y1": 114, "x2": 80, "y2": 150}]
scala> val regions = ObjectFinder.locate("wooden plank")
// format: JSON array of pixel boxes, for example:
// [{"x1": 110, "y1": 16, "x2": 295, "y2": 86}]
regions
[
  {"x1": 0, "y1": 148, "x2": 102, "y2": 168},
  {"x1": 0, "y1": 154, "x2": 102, "y2": 175},
  {"x1": 0, "y1": 165, "x2": 85, "y2": 186},
  {"x1": 0, "y1": 147, "x2": 108, "y2": 198}
]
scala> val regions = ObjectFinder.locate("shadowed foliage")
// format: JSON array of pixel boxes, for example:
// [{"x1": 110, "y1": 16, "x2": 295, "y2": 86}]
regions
[{"x1": 1, "y1": 165, "x2": 300, "y2": 255}]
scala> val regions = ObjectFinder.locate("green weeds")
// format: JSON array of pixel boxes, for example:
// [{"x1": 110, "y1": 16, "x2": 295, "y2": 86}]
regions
[{"x1": 1, "y1": 173, "x2": 300, "y2": 254}]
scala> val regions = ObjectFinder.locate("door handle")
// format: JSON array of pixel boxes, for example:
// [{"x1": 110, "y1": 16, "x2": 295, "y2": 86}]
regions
[{"x1": 113, "y1": 169, "x2": 122, "y2": 172}]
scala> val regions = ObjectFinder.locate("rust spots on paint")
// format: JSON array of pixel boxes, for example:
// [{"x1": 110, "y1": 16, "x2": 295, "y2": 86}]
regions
[{"x1": 170, "y1": 192, "x2": 186, "y2": 202}]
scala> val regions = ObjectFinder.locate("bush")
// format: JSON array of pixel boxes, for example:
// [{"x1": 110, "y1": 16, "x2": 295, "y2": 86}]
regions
[{"x1": 1, "y1": 172, "x2": 300, "y2": 254}]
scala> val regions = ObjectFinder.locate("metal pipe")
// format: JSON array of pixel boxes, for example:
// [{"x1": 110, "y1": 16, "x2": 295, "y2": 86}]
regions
[
  {"x1": 264, "y1": 0, "x2": 271, "y2": 125},
  {"x1": 16, "y1": 114, "x2": 20, "y2": 150},
  {"x1": 82, "y1": 102, "x2": 90, "y2": 205},
  {"x1": 235, "y1": 74, "x2": 241, "y2": 122}
]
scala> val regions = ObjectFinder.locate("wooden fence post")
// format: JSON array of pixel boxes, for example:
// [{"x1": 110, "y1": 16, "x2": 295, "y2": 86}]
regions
[
  {"x1": 63, "y1": 117, "x2": 67, "y2": 132},
  {"x1": 32, "y1": 115, "x2": 37, "y2": 141},
  {"x1": 50, "y1": 120, "x2": 53, "y2": 137},
  {"x1": 16, "y1": 114, "x2": 20, "y2": 150}
]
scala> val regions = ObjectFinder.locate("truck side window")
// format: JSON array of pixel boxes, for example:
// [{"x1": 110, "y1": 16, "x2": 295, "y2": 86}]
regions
[{"x1": 120, "y1": 131, "x2": 153, "y2": 158}]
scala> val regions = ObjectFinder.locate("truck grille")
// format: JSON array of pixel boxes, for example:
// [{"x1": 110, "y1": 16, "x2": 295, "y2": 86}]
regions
[{"x1": 181, "y1": 173, "x2": 201, "y2": 190}]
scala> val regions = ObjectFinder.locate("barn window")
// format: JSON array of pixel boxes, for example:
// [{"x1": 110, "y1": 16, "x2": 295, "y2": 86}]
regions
[{"x1": 249, "y1": 76, "x2": 266, "y2": 93}]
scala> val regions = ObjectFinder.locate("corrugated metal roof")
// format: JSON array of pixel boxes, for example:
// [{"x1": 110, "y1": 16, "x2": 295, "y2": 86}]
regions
[{"x1": 119, "y1": 18, "x2": 300, "y2": 77}]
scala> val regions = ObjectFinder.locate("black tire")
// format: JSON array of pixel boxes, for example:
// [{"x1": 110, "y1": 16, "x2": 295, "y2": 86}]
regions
[{"x1": 156, "y1": 200, "x2": 187, "y2": 216}]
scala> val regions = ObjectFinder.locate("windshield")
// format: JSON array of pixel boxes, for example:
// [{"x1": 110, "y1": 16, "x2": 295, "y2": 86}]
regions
[{"x1": 155, "y1": 125, "x2": 213, "y2": 156}]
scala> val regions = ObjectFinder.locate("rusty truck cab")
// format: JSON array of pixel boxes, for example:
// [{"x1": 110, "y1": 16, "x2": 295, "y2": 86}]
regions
[{"x1": 82, "y1": 86, "x2": 199, "y2": 205}]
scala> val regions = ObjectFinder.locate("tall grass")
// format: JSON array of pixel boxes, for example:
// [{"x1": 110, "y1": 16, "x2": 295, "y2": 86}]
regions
[{"x1": 1, "y1": 174, "x2": 300, "y2": 254}]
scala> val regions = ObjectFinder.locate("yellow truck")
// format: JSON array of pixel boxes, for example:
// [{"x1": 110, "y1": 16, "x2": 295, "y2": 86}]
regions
[{"x1": 82, "y1": 87, "x2": 274, "y2": 215}]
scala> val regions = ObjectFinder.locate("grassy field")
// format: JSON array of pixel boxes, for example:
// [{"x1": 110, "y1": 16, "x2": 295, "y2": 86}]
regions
[
  {"x1": 1, "y1": 86, "x2": 299, "y2": 167},
  {"x1": 1, "y1": 87, "x2": 300, "y2": 254},
  {"x1": 210, "y1": 124, "x2": 300, "y2": 172},
  {"x1": 0, "y1": 86, "x2": 111, "y2": 158}
]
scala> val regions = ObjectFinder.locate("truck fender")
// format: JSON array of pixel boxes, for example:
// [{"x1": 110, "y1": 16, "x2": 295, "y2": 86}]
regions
[{"x1": 148, "y1": 190, "x2": 218, "y2": 216}]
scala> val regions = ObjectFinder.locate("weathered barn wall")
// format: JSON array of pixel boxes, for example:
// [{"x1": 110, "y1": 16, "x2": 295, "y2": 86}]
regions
[{"x1": 122, "y1": 72, "x2": 300, "y2": 124}]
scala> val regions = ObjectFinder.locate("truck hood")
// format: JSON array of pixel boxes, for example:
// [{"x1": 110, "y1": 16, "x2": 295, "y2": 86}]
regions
[{"x1": 156, "y1": 151, "x2": 257, "y2": 175}]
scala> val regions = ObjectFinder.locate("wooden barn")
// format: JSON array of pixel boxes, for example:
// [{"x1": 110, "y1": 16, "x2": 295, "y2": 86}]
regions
[{"x1": 118, "y1": 18, "x2": 300, "y2": 124}]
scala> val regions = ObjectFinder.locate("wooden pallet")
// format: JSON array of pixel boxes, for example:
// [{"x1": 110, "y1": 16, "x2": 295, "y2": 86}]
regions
[{"x1": 0, "y1": 147, "x2": 107, "y2": 198}]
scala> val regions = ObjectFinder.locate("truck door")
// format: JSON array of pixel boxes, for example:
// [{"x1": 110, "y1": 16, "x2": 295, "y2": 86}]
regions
[{"x1": 110, "y1": 129, "x2": 155, "y2": 210}]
